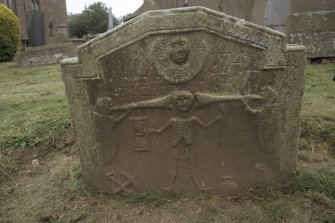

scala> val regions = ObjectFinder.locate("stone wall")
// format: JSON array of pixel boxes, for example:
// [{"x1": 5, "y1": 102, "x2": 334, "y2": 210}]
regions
[
  {"x1": 41, "y1": 0, "x2": 69, "y2": 44},
  {"x1": 216, "y1": 0, "x2": 255, "y2": 21},
  {"x1": 131, "y1": 0, "x2": 258, "y2": 23},
  {"x1": 286, "y1": 11, "x2": 335, "y2": 58},
  {"x1": 290, "y1": 0, "x2": 335, "y2": 13},
  {"x1": 264, "y1": 0, "x2": 290, "y2": 33},
  {"x1": 252, "y1": 0, "x2": 266, "y2": 26},
  {"x1": 16, "y1": 42, "x2": 76, "y2": 67}
]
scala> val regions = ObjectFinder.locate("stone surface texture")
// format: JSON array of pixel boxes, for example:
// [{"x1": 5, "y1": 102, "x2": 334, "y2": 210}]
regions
[
  {"x1": 286, "y1": 11, "x2": 335, "y2": 58},
  {"x1": 61, "y1": 7, "x2": 305, "y2": 195},
  {"x1": 290, "y1": 0, "x2": 335, "y2": 14}
]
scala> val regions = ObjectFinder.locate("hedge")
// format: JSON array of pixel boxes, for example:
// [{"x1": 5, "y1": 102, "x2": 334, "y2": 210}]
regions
[{"x1": 0, "y1": 3, "x2": 20, "y2": 62}]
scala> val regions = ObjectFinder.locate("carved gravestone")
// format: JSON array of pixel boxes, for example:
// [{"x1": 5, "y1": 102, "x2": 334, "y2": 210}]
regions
[{"x1": 61, "y1": 7, "x2": 305, "y2": 195}]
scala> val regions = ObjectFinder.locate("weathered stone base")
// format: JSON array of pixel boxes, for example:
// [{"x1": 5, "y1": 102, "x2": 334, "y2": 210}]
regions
[{"x1": 16, "y1": 42, "x2": 76, "y2": 67}]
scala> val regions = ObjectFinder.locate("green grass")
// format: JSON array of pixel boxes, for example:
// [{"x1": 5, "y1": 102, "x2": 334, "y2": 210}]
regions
[
  {"x1": 235, "y1": 167, "x2": 335, "y2": 223},
  {"x1": 290, "y1": 168, "x2": 334, "y2": 220},
  {"x1": 285, "y1": 167, "x2": 335, "y2": 200},
  {"x1": 234, "y1": 169, "x2": 335, "y2": 223},
  {"x1": 0, "y1": 62, "x2": 71, "y2": 151},
  {"x1": 123, "y1": 190, "x2": 211, "y2": 207},
  {"x1": 301, "y1": 64, "x2": 335, "y2": 149},
  {"x1": 234, "y1": 199, "x2": 294, "y2": 223}
]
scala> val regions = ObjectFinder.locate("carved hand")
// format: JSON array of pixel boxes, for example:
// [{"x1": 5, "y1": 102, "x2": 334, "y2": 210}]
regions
[
  {"x1": 242, "y1": 99, "x2": 262, "y2": 115},
  {"x1": 145, "y1": 128, "x2": 160, "y2": 135}
]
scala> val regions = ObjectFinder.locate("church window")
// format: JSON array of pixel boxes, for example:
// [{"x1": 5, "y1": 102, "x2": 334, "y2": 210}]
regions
[{"x1": 49, "y1": 22, "x2": 54, "y2": 37}]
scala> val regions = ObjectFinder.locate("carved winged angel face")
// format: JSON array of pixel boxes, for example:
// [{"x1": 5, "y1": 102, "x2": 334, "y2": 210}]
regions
[{"x1": 171, "y1": 91, "x2": 195, "y2": 112}]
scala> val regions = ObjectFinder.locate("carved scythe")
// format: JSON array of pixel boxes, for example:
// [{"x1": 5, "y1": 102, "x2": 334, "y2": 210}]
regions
[
  {"x1": 195, "y1": 93, "x2": 262, "y2": 107},
  {"x1": 110, "y1": 94, "x2": 173, "y2": 111}
]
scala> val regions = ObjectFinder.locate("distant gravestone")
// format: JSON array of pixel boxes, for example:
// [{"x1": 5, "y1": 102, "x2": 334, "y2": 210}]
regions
[
  {"x1": 264, "y1": 0, "x2": 290, "y2": 33},
  {"x1": 108, "y1": 7, "x2": 113, "y2": 30},
  {"x1": 61, "y1": 7, "x2": 305, "y2": 195},
  {"x1": 217, "y1": 0, "x2": 255, "y2": 21},
  {"x1": 290, "y1": 0, "x2": 335, "y2": 14},
  {"x1": 286, "y1": 11, "x2": 335, "y2": 59}
]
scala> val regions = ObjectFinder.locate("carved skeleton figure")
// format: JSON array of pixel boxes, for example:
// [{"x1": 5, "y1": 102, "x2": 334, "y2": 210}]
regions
[
  {"x1": 147, "y1": 91, "x2": 222, "y2": 190},
  {"x1": 108, "y1": 90, "x2": 266, "y2": 191}
]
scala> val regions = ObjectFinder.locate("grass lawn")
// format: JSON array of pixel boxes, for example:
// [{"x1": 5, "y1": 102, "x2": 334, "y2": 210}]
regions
[
  {"x1": 0, "y1": 62, "x2": 70, "y2": 151},
  {"x1": 301, "y1": 64, "x2": 335, "y2": 151},
  {"x1": 0, "y1": 61, "x2": 334, "y2": 223}
]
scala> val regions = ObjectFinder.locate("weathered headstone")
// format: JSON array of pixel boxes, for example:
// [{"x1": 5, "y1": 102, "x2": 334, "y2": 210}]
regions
[
  {"x1": 61, "y1": 7, "x2": 305, "y2": 195},
  {"x1": 290, "y1": 0, "x2": 335, "y2": 14},
  {"x1": 17, "y1": 42, "x2": 76, "y2": 67},
  {"x1": 286, "y1": 11, "x2": 335, "y2": 59}
]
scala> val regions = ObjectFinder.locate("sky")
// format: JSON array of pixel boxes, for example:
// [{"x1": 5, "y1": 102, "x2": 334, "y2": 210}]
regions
[{"x1": 66, "y1": 0, "x2": 144, "y2": 17}]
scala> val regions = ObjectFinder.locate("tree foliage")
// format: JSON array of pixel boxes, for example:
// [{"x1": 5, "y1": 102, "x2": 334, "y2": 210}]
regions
[
  {"x1": 0, "y1": 3, "x2": 20, "y2": 62},
  {"x1": 69, "y1": 2, "x2": 120, "y2": 38},
  {"x1": 84, "y1": 2, "x2": 108, "y2": 35},
  {"x1": 69, "y1": 13, "x2": 88, "y2": 38}
]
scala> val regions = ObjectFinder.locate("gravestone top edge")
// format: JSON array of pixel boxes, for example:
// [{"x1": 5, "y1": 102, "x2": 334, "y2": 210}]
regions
[
  {"x1": 25, "y1": 42, "x2": 74, "y2": 53},
  {"x1": 77, "y1": 6, "x2": 286, "y2": 54},
  {"x1": 62, "y1": 42, "x2": 306, "y2": 68},
  {"x1": 285, "y1": 44, "x2": 306, "y2": 52},
  {"x1": 61, "y1": 57, "x2": 79, "y2": 65},
  {"x1": 292, "y1": 10, "x2": 335, "y2": 16}
]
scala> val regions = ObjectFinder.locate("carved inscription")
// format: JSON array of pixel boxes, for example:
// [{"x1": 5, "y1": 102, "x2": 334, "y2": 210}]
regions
[
  {"x1": 130, "y1": 117, "x2": 149, "y2": 152},
  {"x1": 216, "y1": 51, "x2": 259, "y2": 73},
  {"x1": 212, "y1": 50, "x2": 263, "y2": 94}
]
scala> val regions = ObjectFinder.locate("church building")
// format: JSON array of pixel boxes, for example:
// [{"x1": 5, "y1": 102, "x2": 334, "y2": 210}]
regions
[{"x1": 0, "y1": 0, "x2": 68, "y2": 47}]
